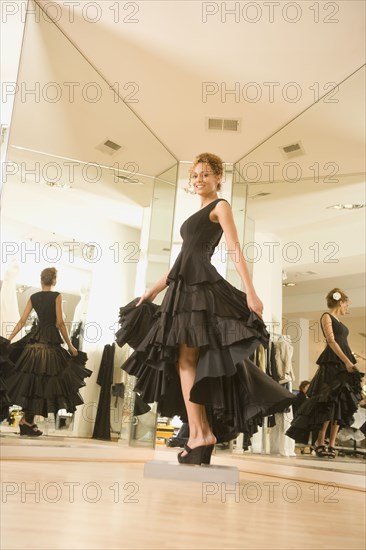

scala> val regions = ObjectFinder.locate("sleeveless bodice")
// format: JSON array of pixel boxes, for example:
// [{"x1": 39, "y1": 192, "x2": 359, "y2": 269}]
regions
[
  {"x1": 316, "y1": 313, "x2": 356, "y2": 365},
  {"x1": 167, "y1": 198, "x2": 227, "y2": 285},
  {"x1": 29, "y1": 291, "x2": 62, "y2": 344}
]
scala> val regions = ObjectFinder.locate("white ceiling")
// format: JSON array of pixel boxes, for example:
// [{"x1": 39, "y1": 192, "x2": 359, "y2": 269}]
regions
[{"x1": 2, "y1": 0, "x2": 366, "y2": 358}]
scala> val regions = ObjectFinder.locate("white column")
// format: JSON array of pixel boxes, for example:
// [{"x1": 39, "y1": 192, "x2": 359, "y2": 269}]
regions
[
  {"x1": 249, "y1": 232, "x2": 283, "y2": 454},
  {"x1": 285, "y1": 317, "x2": 310, "y2": 386},
  {"x1": 252, "y1": 232, "x2": 283, "y2": 334},
  {"x1": 1, "y1": 0, "x2": 27, "y2": 190}
]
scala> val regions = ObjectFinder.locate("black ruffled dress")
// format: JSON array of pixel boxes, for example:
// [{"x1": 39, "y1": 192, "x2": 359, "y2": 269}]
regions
[
  {"x1": 117, "y1": 199, "x2": 295, "y2": 438},
  {"x1": 1, "y1": 291, "x2": 92, "y2": 417},
  {"x1": 286, "y1": 313, "x2": 364, "y2": 444}
]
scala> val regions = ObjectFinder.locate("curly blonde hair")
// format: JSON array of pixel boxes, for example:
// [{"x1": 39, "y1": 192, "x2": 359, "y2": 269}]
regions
[{"x1": 190, "y1": 152, "x2": 224, "y2": 191}]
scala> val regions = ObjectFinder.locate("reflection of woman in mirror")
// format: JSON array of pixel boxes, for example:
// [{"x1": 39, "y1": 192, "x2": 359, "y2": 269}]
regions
[
  {"x1": 287, "y1": 288, "x2": 363, "y2": 458},
  {"x1": 118, "y1": 152, "x2": 295, "y2": 465},
  {"x1": 292, "y1": 380, "x2": 310, "y2": 416},
  {"x1": 1, "y1": 267, "x2": 91, "y2": 437}
]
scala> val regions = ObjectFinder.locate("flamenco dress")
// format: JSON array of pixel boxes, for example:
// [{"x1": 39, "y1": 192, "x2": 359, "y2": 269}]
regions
[
  {"x1": 117, "y1": 198, "x2": 295, "y2": 439},
  {"x1": 1, "y1": 291, "x2": 92, "y2": 417},
  {"x1": 0, "y1": 338, "x2": 13, "y2": 421},
  {"x1": 286, "y1": 313, "x2": 364, "y2": 444}
]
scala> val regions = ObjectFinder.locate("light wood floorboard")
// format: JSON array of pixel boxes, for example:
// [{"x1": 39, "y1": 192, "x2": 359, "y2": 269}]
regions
[{"x1": 1, "y1": 439, "x2": 365, "y2": 550}]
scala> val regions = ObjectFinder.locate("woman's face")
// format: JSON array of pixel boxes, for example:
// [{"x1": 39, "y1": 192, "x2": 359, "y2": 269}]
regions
[
  {"x1": 302, "y1": 383, "x2": 310, "y2": 394},
  {"x1": 191, "y1": 162, "x2": 220, "y2": 196},
  {"x1": 338, "y1": 300, "x2": 349, "y2": 316}
]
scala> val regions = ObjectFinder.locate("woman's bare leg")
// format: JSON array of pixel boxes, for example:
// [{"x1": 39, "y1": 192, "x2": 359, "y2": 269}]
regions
[
  {"x1": 179, "y1": 344, "x2": 216, "y2": 455},
  {"x1": 19, "y1": 412, "x2": 34, "y2": 426},
  {"x1": 329, "y1": 422, "x2": 339, "y2": 448},
  {"x1": 315, "y1": 420, "x2": 330, "y2": 446}
]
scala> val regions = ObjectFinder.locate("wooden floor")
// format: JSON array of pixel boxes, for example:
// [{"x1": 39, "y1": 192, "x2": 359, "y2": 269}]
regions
[{"x1": 1, "y1": 436, "x2": 365, "y2": 550}]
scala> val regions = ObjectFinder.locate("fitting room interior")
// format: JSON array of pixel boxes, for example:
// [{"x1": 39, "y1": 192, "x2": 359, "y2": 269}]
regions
[{"x1": 1, "y1": 1, "x2": 365, "y2": 549}]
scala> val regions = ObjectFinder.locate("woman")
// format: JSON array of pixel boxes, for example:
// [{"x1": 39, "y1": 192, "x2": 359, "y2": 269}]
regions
[
  {"x1": 118, "y1": 153, "x2": 295, "y2": 465},
  {"x1": 286, "y1": 288, "x2": 363, "y2": 458},
  {"x1": 292, "y1": 380, "x2": 310, "y2": 416},
  {"x1": 1, "y1": 267, "x2": 91, "y2": 436}
]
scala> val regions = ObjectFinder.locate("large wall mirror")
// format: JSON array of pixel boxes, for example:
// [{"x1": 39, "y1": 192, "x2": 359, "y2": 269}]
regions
[
  {"x1": 1, "y1": 1, "x2": 364, "y2": 462},
  {"x1": 0, "y1": 0, "x2": 178, "y2": 441},
  {"x1": 233, "y1": 65, "x2": 365, "y2": 461}
]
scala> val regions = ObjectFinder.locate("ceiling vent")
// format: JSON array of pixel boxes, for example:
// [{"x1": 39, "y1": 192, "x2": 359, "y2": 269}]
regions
[
  {"x1": 295, "y1": 270, "x2": 317, "y2": 276},
  {"x1": 207, "y1": 118, "x2": 241, "y2": 132},
  {"x1": 249, "y1": 192, "x2": 271, "y2": 200},
  {"x1": 279, "y1": 140, "x2": 305, "y2": 159},
  {"x1": 115, "y1": 174, "x2": 141, "y2": 185},
  {"x1": 96, "y1": 139, "x2": 124, "y2": 156}
]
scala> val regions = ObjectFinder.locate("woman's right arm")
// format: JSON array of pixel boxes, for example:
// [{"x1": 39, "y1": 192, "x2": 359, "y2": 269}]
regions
[
  {"x1": 7, "y1": 299, "x2": 33, "y2": 341},
  {"x1": 321, "y1": 314, "x2": 357, "y2": 372},
  {"x1": 136, "y1": 270, "x2": 170, "y2": 307}
]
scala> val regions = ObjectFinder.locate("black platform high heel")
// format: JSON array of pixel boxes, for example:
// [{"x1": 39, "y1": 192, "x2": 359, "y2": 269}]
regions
[
  {"x1": 19, "y1": 423, "x2": 43, "y2": 437},
  {"x1": 177, "y1": 444, "x2": 209, "y2": 465},
  {"x1": 201, "y1": 445, "x2": 214, "y2": 465}
]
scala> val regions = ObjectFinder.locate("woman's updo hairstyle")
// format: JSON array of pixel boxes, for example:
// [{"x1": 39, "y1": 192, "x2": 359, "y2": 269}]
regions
[
  {"x1": 191, "y1": 152, "x2": 224, "y2": 191},
  {"x1": 41, "y1": 267, "x2": 57, "y2": 286},
  {"x1": 326, "y1": 288, "x2": 348, "y2": 308}
]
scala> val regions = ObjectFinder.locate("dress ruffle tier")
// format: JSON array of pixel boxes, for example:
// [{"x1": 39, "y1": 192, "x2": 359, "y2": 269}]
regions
[
  {"x1": 1, "y1": 331, "x2": 92, "y2": 418},
  {"x1": 117, "y1": 277, "x2": 295, "y2": 435},
  {"x1": 286, "y1": 363, "x2": 363, "y2": 444}
]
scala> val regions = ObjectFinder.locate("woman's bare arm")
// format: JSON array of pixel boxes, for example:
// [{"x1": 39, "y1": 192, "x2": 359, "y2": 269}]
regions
[
  {"x1": 214, "y1": 200, "x2": 263, "y2": 317},
  {"x1": 321, "y1": 313, "x2": 356, "y2": 372},
  {"x1": 7, "y1": 299, "x2": 33, "y2": 341},
  {"x1": 136, "y1": 270, "x2": 170, "y2": 307}
]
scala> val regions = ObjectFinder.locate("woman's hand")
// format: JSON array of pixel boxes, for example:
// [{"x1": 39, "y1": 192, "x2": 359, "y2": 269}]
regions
[
  {"x1": 345, "y1": 360, "x2": 357, "y2": 373},
  {"x1": 136, "y1": 289, "x2": 158, "y2": 307},
  {"x1": 68, "y1": 344, "x2": 78, "y2": 357},
  {"x1": 246, "y1": 290, "x2": 264, "y2": 318}
]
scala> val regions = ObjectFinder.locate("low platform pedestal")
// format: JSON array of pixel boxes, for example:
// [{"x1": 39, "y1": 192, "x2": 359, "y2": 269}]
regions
[{"x1": 144, "y1": 459, "x2": 240, "y2": 483}]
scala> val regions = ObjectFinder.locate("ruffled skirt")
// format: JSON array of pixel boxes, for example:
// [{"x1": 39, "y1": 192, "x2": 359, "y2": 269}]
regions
[
  {"x1": 0, "y1": 338, "x2": 13, "y2": 421},
  {"x1": 0, "y1": 334, "x2": 92, "y2": 417},
  {"x1": 286, "y1": 362, "x2": 364, "y2": 444},
  {"x1": 118, "y1": 278, "x2": 295, "y2": 436}
]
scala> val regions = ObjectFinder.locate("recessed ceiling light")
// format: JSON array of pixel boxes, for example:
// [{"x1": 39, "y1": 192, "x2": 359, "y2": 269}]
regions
[
  {"x1": 326, "y1": 204, "x2": 365, "y2": 210},
  {"x1": 282, "y1": 282, "x2": 296, "y2": 287},
  {"x1": 45, "y1": 181, "x2": 71, "y2": 189}
]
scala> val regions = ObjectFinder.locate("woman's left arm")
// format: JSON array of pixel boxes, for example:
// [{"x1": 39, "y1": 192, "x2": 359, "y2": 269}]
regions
[{"x1": 214, "y1": 201, "x2": 263, "y2": 317}]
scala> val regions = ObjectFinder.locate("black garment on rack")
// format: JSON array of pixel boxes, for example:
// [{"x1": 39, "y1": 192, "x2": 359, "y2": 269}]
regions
[
  {"x1": 266, "y1": 342, "x2": 280, "y2": 383},
  {"x1": 92, "y1": 344, "x2": 115, "y2": 441},
  {"x1": 71, "y1": 321, "x2": 83, "y2": 351}
]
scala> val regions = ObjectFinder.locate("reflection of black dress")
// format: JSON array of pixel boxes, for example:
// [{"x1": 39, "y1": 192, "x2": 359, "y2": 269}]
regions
[
  {"x1": 3, "y1": 291, "x2": 92, "y2": 417},
  {"x1": 0, "y1": 338, "x2": 13, "y2": 421},
  {"x1": 286, "y1": 313, "x2": 363, "y2": 443},
  {"x1": 118, "y1": 199, "x2": 294, "y2": 436}
]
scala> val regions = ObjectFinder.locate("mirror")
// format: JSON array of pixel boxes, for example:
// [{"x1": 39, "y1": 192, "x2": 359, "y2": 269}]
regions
[
  {"x1": 232, "y1": 66, "x2": 365, "y2": 460},
  {"x1": 0, "y1": 0, "x2": 178, "y2": 441}
]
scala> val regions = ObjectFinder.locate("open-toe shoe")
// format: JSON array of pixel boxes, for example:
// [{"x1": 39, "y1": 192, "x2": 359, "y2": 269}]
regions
[{"x1": 177, "y1": 444, "x2": 210, "y2": 465}]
